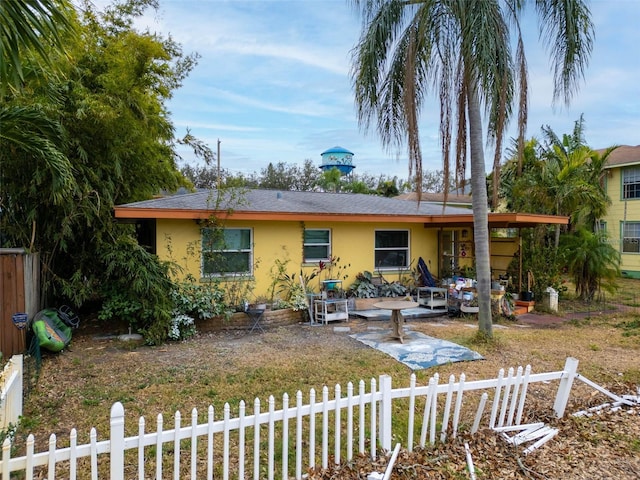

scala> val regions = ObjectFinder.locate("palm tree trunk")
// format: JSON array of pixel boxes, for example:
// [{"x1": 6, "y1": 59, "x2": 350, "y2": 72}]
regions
[{"x1": 468, "y1": 87, "x2": 493, "y2": 337}]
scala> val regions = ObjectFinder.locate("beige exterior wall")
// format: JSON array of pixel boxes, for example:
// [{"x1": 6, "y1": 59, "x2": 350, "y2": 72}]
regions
[
  {"x1": 156, "y1": 218, "x2": 440, "y2": 297},
  {"x1": 603, "y1": 167, "x2": 640, "y2": 277}
]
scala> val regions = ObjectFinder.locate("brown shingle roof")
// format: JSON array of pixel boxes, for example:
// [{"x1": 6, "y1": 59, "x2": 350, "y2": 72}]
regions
[
  {"x1": 115, "y1": 188, "x2": 470, "y2": 219},
  {"x1": 601, "y1": 145, "x2": 640, "y2": 168},
  {"x1": 395, "y1": 192, "x2": 472, "y2": 204},
  {"x1": 113, "y1": 188, "x2": 568, "y2": 227}
]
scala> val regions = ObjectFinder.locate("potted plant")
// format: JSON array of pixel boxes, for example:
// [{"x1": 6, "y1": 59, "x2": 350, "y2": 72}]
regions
[
  {"x1": 316, "y1": 256, "x2": 350, "y2": 294},
  {"x1": 378, "y1": 280, "x2": 408, "y2": 297},
  {"x1": 461, "y1": 296, "x2": 479, "y2": 314},
  {"x1": 348, "y1": 271, "x2": 378, "y2": 298}
]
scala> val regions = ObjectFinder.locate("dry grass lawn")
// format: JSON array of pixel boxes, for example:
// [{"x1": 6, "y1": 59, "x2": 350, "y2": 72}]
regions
[{"x1": 11, "y1": 279, "x2": 640, "y2": 478}]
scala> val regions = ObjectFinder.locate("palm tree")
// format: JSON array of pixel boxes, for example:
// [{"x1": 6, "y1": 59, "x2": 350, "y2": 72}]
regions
[
  {"x1": 561, "y1": 227, "x2": 620, "y2": 301},
  {"x1": 0, "y1": 0, "x2": 77, "y2": 246},
  {"x1": 0, "y1": 0, "x2": 75, "y2": 93},
  {"x1": 349, "y1": 0, "x2": 594, "y2": 336},
  {"x1": 538, "y1": 117, "x2": 615, "y2": 233}
]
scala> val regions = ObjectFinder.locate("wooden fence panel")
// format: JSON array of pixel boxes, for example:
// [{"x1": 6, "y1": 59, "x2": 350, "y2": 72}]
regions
[
  {"x1": 1, "y1": 251, "x2": 25, "y2": 358},
  {"x1": 0, "y1": 249, "x2": 40, "y2": 358}
]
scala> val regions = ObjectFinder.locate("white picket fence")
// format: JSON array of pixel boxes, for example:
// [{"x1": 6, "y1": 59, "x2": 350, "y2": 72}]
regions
[
  {"x1": 0, "y1": 354, "x2": 23, "y2": 430},
  {"x1": 1, "y1": 356, "x2": 610, "y2": 479}
]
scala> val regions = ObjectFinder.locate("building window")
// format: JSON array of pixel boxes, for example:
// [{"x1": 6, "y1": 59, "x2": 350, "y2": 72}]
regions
[
  {"x1": 622, "y1": 222, "x2": 640, "y2": 253},
  {"x1": 202, "y1": 228, "x2": 252, "y2": 276},
  {"x1": 304, "y1": 229, "x2": 331, "y2": 262},
  {"x1": 375, "y1": 230, "x2": 409, "y2": 269},
  {"x1": 622, "y1": 167, "x2": 640, "y2": 199}
]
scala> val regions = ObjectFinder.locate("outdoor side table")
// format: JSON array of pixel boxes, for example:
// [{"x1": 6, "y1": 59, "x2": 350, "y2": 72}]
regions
[
  {"x1": 373, "y1": 300, "x2": 419, "y2": 343},
  {"x1": 417, "y1": 286, "x2": 448, "y2": 310},
  {"x1": 246, "y1": 308, "x2": 265, "y2": 334},
  {"x1": 314, "y1": 299, "x2": 349, "y2": 325}
]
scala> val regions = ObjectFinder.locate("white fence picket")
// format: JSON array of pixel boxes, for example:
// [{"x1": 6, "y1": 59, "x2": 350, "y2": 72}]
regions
[
  {"x1": 440, "y1": 375, "x2": 455, "y2": 442},
  {"x1": 137, "y1": 416, "x2": 145, "y2": 480},
  {"x1": 471, "y1": 392, "x2": 488, "y2": 434},
  {"x1": 0, "y1": 355, "x2": 23, "y2": 429},
  {"x1": 295, "y1": 391, "x2": 303, "y2": 479},
  {"x1": 69, "y1": 429, "x2": 77, "y2": 480},
  {"x1": 156, "y1": 414, "x2": 163, "y2": 480},
  {"x1": 253, "y1": 397, "x2": 260, "y2": 479},
  {"x1": 0, "y1": 357, "x2": 598, "y2": 479},
  {"x1": 358, "y1": 381, "x2": 365, "y2": 454},
  {"x1": 452, "y1": 373, "x2": 465, "y2": 439},
  {"x1": 334, "y1": 384, "x2": 341, "y2": 466},
  {"x1": 238, "y1": 400, "x2": 246, "y2": 480},
  {"x1": 369, "y1": 377, "x2": 377, "y2": 460},
  {"x1": 223, "y1": 404, "x2": 230, "y2": 480},
  {"x1": 282, "y1": 392, "x2": 289, "y2": 480},
  {"x1": 346, "y1": 382, "x2": 354, "y2": 461},
  {"x1": 190, "y1": 408, "x2": 198, "y2": 480}
]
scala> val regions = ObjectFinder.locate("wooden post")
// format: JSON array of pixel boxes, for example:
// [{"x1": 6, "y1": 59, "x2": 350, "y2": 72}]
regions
[{"x1": 553, "y1": 357, "x2": 579, "y2": 418}]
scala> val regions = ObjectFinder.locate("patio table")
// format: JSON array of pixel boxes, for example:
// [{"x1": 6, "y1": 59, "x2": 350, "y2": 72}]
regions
[{"x1": 373, "y1": 300, "x2": 419, "y2": 343}]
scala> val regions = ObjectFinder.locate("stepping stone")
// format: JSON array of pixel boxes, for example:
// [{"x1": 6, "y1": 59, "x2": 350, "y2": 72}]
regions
[{"x1": 334, "y1": 326, "x2": 351, "y2": 333}]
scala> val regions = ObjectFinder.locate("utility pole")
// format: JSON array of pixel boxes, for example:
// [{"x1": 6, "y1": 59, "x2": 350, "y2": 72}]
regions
[{"x1": 217, "y1": 139, "x2": 221, "y2": 189}]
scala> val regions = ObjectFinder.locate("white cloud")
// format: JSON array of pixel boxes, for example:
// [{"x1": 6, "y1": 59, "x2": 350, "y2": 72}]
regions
[{"x1": 83, "y1": 0, "x2": 640, "y2": 178}]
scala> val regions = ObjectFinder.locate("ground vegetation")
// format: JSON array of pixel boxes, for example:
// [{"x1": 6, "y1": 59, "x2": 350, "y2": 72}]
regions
[{"x1": 9, "y1": 280, "x2": 640, "y2": 478}]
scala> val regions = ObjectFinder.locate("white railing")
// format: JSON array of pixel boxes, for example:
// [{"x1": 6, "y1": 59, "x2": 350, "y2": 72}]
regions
[
  {"x1": 0, "y1": 355, "x2": 23, "y2": 430},
  {"x1": 2, "y1": 357, "x2": 582, "y2": 479}
]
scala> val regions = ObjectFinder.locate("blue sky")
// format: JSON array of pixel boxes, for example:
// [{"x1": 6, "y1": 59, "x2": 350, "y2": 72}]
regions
[{"x1": 94, "y1": 0, "x2": 640, "y2": 179}]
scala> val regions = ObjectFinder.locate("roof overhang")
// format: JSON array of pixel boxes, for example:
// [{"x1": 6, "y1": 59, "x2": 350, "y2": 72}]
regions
[
  {"x1": 114, "y1": 208, "x2": 446, "y2": 223},
  {"x1": 114, "y1": 207, "x2": 568, "y2": 227},
  {"x1": 604, "y1": 160, "x2": 640, "y2": 169},
  {"x1": 423, "y1": 212, "x2": 569, "y2": 228}
]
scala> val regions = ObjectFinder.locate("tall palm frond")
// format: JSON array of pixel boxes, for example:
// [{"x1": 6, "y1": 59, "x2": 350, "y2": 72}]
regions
[
  {"x1": 0, "y1": 0, "x2": 76, "y2": 93},
  {"x1": 0, "y1": 106, "x2": 74, "y2": 204},
  {"x1": 561, "y1": 227, "x2": 620, "y2": 301}
]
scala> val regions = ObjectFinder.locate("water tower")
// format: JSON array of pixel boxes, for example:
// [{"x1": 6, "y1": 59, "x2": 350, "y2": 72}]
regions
[{"x1": 319, "y1": 146, "x2": 356, "y2": 176}]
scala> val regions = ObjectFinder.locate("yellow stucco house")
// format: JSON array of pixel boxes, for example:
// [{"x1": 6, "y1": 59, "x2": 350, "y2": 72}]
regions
[
  {"x1": 601, "y1": 145, "x2": 640, "y2": 278},
  {"x1": 113, "y1": 188, "x2": 568, "y2": 297}
]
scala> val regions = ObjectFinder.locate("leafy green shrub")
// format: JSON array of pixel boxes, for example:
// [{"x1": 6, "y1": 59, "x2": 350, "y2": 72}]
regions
[
  {"x1": 348, "y1": 271, "x2": 378, "y2": 298},
  {"x1": 171, "y1": 279, "x2": 226, "y2": 320},
  {"x1": 517, "y1": 228, "x2": 567, "y2": 300},
  {"x1": 280, "y1": 283, "x2": 309, "y2": 311},
  {"x1": 274, "y1": 267, "x2": 313, "y2": 311},
  {"x1": 378, "y1": 280, "x2": 407, "y2": 297},
  {"x1": 168, "y1": 314, "x2": 196, "y2": 341},
  {"x1": 98, "y1": 236, "x2": 175, "y2": 345}
]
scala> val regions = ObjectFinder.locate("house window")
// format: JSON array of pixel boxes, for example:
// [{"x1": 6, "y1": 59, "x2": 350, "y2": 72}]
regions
[
  {"x1": 622, "y1": 167, "x2": 640, "y2": 199},
  {"x1": 202, "y1": 228, "x2": 252, "y2": 276},
  {"x1": 622, "y1": 222, "x2": 640, "y2": 253},
  {"x1": 375, "y1": 230, "x2": 409, "y2": 269},
  {"x1": 304, "y1": 229, "x2": 331, "y2": 262}
]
